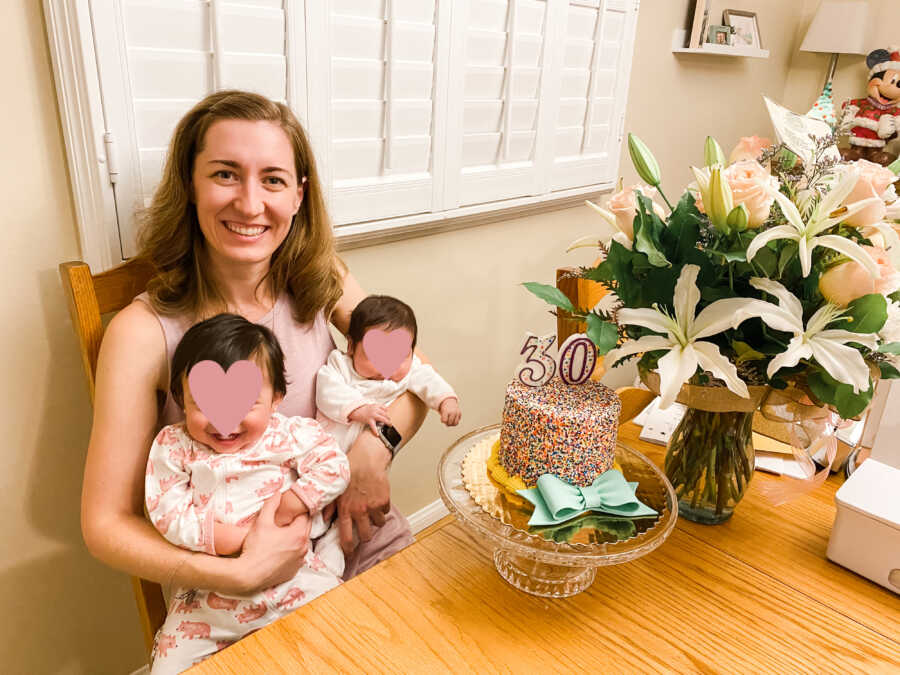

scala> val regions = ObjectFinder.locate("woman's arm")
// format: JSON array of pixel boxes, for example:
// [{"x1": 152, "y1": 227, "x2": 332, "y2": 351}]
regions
[
  {"x1": 82, "y1": 302, "x2": 311, "y2": 595},
  {"x1": 330, "y1": 264, "x2": 429, "y2": 552}
]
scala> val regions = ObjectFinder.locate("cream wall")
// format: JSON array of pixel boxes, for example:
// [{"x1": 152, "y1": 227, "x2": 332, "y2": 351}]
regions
[{"x1": 2, "y1": 0, "x2": 830, "y2": 672}]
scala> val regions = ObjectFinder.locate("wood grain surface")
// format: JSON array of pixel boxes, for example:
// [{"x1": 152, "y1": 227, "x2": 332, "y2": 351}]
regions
[{"x1": 192, "y1": 425, "x2": 900, "y2": 674}]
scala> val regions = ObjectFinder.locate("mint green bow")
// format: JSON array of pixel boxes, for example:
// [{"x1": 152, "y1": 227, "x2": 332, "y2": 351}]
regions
[{"x1": 517, "y1": 470, "x2": 658, "y2": 526}]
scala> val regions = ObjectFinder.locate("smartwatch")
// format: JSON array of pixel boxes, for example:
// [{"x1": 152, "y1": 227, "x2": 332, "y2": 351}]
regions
[{"x1": 375, "y1": 422, "x2": 402, "y2": 459}]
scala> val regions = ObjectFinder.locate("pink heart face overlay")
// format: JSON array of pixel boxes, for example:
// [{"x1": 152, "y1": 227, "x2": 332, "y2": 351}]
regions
[
  {"x1": 187, "y1": 360, "x2": 263, "y2": 435},
  {"x1": 362, "y1": 328, "x2": 413, "y2": 379}
]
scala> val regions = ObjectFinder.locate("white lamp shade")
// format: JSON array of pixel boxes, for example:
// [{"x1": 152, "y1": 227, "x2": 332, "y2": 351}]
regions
[{"x1": 800, "y1": 0, "x2": 870, "y2": 54}]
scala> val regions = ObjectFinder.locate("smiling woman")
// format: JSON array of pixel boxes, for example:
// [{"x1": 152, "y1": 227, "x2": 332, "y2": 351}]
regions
[{"x1": 81, "y1": 91, "x2": 426, "y2": 662}]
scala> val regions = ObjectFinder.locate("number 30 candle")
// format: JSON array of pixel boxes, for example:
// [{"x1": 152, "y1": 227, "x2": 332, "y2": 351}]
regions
[{"x1": 515, "y1": 332, "x2": 597, "y2": 387}]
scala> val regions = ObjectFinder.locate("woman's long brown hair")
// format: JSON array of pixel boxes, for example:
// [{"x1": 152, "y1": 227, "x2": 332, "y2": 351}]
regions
[{"x1": 136, "y1": 90, "x2": 343, "y2": 324}]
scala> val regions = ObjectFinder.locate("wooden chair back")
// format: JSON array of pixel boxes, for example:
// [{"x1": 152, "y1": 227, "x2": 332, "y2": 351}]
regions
[{"x1": 59, "y1": 258, "x2": 165, "y2": 654}]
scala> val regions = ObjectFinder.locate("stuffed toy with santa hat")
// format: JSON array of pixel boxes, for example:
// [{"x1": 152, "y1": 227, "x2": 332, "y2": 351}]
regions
[{"x1": 840, "y1": 46, "x2": 900, "y2": 165}]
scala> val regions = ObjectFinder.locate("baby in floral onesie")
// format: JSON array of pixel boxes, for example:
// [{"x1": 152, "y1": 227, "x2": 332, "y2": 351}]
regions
[
  {"x1": 316, "y1": 295, "x2": 461, "y2": 454},
  {"x1": 145, "y1": 314, "x2": 349, "y2": 674}
]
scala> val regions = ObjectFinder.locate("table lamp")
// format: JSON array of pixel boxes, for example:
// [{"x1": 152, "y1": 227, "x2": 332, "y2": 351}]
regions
[{"x1": 800, "y1": 0, "x2": 870, "y2": 127}]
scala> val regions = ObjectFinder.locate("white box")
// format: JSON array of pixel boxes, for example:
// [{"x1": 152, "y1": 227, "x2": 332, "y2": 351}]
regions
[{"x1": 826, "y1": 459, "x2": 900, "y2": 595}]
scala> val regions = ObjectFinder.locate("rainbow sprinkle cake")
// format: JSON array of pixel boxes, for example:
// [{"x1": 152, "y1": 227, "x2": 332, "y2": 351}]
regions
[{"x1": 498, "y1": 377, "x2": 620, "y2": 487}]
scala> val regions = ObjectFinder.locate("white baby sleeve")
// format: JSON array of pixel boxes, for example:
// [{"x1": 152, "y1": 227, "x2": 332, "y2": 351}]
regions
[
  {"x1": 285, "y1": 417, "x2": 351, "y2": 513},
  {"x1": 145, "y1": 426, "x2": 216, "y2": 555},
  {"x1": 405, "y1": 357, "x2": 457, "y2": 410},
  {"x1": 316, "y1": 352, "x2": 372, "y2": 423}
]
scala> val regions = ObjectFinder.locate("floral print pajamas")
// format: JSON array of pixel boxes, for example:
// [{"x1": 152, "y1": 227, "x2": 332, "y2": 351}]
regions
[{"x1": 145, "y1": 413, "x2": 349, "y2": 674}]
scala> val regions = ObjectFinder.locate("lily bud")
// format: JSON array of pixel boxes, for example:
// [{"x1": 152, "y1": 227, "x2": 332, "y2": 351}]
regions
[
  {"x1": 704, "y1": 136, "x2": 726, "y2": 168},
  {"x1": 628, "y1": 133, "x2": 661, "y2": 187},
  {"x1": 727, "y1": 204, "x2": 749, "y2": 232},
  {"x1": 707, "y1": 167, "x2": 735, "y2": 232}
]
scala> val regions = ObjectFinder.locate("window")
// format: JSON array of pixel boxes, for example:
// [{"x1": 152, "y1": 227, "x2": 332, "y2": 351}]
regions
[{"x1": 46, "y1": 0, "x2": 639, "y2": 271}]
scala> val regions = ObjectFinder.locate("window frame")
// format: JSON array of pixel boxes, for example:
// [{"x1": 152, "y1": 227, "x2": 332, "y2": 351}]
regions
[{"x1": 45, "y1": 0, "x2": 639, "y2": 271}]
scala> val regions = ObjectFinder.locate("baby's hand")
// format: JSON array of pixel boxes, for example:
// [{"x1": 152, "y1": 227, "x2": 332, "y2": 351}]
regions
[
  {"x1": 348, "y1": 403, "x2": 392, "y2": 436},
  {"x1": 439, "y1": 398, "x2": 461, "y2": 426},
  {"x1": 274, "y1": 489, "x2": 309, "y2": 527}
]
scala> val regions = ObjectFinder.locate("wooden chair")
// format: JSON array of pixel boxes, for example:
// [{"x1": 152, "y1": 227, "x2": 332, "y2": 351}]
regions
[{"x1": 59, "y1": 258, "x2": 165, "y2": 654}]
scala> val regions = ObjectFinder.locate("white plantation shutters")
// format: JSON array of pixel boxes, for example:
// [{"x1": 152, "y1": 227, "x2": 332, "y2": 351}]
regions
[
  {"x1": 443, "y1": 0, "x2": 551, "y2": 207},
  {"x1": 90, "y1": 0, "x2": 294, "y2": 257},
  {"x1": 551, "y1": 0, "x2": 635, "y2": 191},
  {"x1": 305, "y1": 0, "x2": 447, "y2": 225},
  {"x1": 47, "y1": 0, "x2": 638, "y2": 268}
]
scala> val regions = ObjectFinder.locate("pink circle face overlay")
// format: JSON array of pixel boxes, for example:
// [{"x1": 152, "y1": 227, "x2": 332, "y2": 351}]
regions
[
  {"x1": 187, "y1": 360, "x2": 263, "y2": 435},
  {"x1": 361, "y1": 328, "x2": 413, "y2": 379}
]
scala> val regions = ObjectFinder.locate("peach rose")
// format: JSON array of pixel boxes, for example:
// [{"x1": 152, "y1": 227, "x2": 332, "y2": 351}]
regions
[
  {"x1": 729, "y1": 136, "x2": 772, "y2": 164},
  {"x1": 842, "y1": 159, "x2": 896, "y2": 228},
  {"x1": 606, "y1": 185, "x2": 665, "y2": 240},
  {"x1": 818, "y1": 245, "x2": 900, "y2": 306},
  {"x1": 693, "y1": 161, "x2": 777, "y2": 228},
  {"x1": 725, "y1": 160, "x2": 779, "y2": 228}
]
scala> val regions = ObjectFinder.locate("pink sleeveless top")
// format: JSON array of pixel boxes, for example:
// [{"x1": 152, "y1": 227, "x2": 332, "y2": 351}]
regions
[{"x1": 134, "y1": 292, "x2": 335, "y2": 427}]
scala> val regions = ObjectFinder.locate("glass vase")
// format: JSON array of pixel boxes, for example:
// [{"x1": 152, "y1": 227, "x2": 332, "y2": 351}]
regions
[{"x1": 664, "y1": 408, "x2": 755, "y2": 524}]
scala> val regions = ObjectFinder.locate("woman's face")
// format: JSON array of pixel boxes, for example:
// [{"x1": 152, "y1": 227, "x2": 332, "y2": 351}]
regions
[{"x1": 191, "y1": 119, "x2": 303, "y2": 269}]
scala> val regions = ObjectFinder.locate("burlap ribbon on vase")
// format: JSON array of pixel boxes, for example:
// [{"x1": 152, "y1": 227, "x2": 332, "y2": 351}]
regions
[
  {"x1": 639, "y1": 370, "x2": 769, "y2": 412},
  {"x1": 639, "y1": 369, "x2": 844, "y2": 505}
]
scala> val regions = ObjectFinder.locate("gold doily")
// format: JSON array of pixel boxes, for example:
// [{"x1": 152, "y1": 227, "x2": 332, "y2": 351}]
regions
[{"x1": 461, "y1": 433, "x2": 657, "y2": 545}]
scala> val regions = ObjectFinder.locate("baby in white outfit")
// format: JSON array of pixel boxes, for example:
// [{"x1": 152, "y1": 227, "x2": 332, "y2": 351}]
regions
[{"x1": 316, "y1": 295, "x2": 461, "y2": 453}]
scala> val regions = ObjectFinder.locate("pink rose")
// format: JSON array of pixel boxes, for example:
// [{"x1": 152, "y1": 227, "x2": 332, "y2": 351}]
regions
[
  {"x1": 729, "y1": 136, "x2": 772, "y2": 164},
  {"x1": 606, "y1": 185, "x2": 665, "y2": 240},
  {"x1": 819, "y1": 245, "x2": 900, "y2": 306},
  {"x1": 725, "y1": 160, "x2": 778, "y2": 228},
  {"x1": 842, "y1": 159, "x2": 896, "y2": 228},
  {"x1": 693, "y1": 161, "x2": 777, "y2": 228}
]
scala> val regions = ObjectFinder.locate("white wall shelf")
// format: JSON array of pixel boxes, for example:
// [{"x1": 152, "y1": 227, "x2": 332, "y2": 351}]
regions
[{"x1": 671, "y1": 29, "x2": 769, "y2": 59}]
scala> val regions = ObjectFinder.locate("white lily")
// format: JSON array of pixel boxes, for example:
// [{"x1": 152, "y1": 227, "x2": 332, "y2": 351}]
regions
[
  {"x1": 605, "y1": 264, "x2": 758, "y2": 408},
  {"x1": 746, "y1": 169, "x2": 884, "y2": 278},
  {"x1": 748, "y1": 277, "x2": 878, "y2": 393},
  {"x1": 567, "y1": 200, "x2": 633, "y2": 252}
]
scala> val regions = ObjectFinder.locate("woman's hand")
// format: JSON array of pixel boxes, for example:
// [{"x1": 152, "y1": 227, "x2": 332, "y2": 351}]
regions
[
  {"x1": 231, "y1": 494, "x2": 312, "y2": 594},
  {"x1": 336, "y1": 429, "x2": 392, "y2": 554}
]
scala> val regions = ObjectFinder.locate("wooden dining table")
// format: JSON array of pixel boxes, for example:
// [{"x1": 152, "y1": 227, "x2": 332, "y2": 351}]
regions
[{"x1": 192, "y1": 422, "x2": 900, "y2": 673}]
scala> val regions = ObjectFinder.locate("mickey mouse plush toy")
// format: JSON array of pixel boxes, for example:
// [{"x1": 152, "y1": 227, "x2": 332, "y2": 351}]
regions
[{"x1": 841, "y1": 46, "x2": 900, "y2": 165}]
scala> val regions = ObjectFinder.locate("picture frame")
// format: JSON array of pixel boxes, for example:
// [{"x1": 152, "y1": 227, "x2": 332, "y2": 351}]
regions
[
  {"x1": 706, "y1": 24, "x2": 733, "y2": 46},
  {"x1": 723, "y1": 9, "x2": 762, "y2": 50}
]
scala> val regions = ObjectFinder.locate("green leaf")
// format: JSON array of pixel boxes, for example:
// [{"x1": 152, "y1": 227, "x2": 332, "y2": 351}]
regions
[
  {"x1": 753, "y1": 245, "x2": 778, "y2": 278},
  {"x1": 522, "y1": 282, "x2": 575, "y2": 313},
  {"x1": 582, "y1": 261, "x2": 614, "y2": 283},
  {"x1": 889, "y1": 290, "x2": 900, "y2": 304},
  {"x1": 732, "y1": 340, "x2": 765, "y2": 364},
  {"x1": 586, "y1": 314, "x2": 619, "y2": 355},
  {"x1": 633, "y1": 194, "x2": 670, "y2": 268},
  {"x1": 662, "y1": 192, "x2": 702, "y2": 263},
  {"x1": 807, "y1": 370, "x2": 874, "y2": 419},
  {"x1": 709, "y1": 248, "x2": 747, "y2": 263},
  {"x1": 879, "y1": 342, "x2": 900, "y2": 355},
  {"x1": 778, "y1": 240, "x2": 799, "y2": 277},
  {"x1": 880, "y1": 362, "x2": 900, "y2": 379},
  {"x1": 844, "y1": 294, "x2": 888, "y2": 334}
]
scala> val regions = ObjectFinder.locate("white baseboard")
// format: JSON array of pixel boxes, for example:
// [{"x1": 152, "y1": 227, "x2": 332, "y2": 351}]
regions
[{"x1": 406, "y1": 498, "x2": 450, "y2": 534}]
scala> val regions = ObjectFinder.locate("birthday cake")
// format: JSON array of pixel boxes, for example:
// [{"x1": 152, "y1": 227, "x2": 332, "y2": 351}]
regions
[{"x1": 498, "y1": 376, "x2": 620, "y2": 488}]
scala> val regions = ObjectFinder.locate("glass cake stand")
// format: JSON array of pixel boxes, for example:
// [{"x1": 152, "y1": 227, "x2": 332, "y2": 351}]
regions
[{"x1": 437, "y1": 424, "x2": 678, "y2": 598}]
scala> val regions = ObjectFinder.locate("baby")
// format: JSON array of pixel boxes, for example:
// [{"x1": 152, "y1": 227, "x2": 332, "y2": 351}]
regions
[
  {"x1": 316, "y1": 295, "x2": 461, "y2": 455},
  {"x1": 145, "y1": 314, "x2": 349, "y2": 674}
]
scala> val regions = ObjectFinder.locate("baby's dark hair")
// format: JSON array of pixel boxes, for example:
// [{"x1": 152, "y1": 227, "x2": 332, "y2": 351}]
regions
[
  {"x1": 170, "y1": 313, "x2": 288, "y2": 408},
  {"x1": 348, "y1": 295, "x2": 418, "y2": 350}
]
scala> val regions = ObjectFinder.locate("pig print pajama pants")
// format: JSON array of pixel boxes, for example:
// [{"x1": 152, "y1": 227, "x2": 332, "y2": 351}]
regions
[{"x1": 150, "y1": 529, "x2": 343, "y2": 674}]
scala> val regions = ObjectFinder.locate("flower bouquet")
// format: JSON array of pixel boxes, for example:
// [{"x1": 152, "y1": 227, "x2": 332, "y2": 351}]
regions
[{"x1": 525, "y1": 124, "x2": 900, "y2": 523}]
